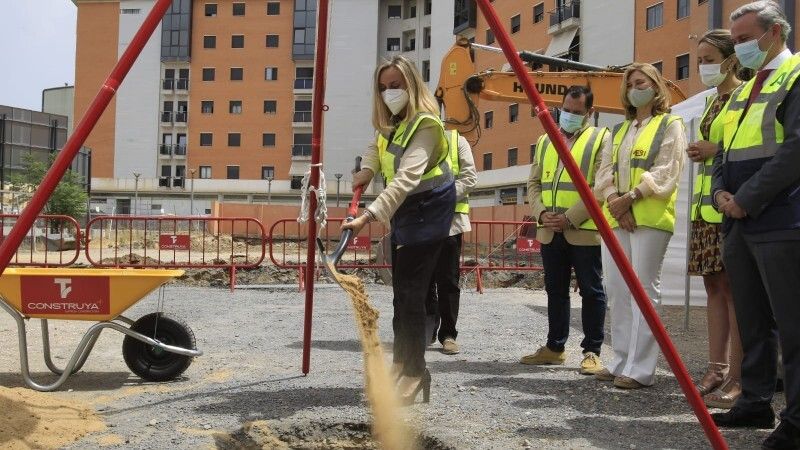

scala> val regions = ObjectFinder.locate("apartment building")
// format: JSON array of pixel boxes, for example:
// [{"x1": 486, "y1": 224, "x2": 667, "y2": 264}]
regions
[
  {"x1": 72, "y1": 0, "x2": 454, "y2": 215},
  {"x1": 635, "y1": 0, "x2": 798, "y2": 98},
  {"x1": 453, "y1": 0, "x2": 635, "y2": 206}
]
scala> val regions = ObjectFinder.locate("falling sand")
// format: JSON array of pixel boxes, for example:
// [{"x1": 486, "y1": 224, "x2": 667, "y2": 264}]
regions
[
  {"x1": 0, "y1": 386, "x2": 105, "y2": 449},
  {"x1": 334, "y1": 271, "x2": 414, "y2": 450}
]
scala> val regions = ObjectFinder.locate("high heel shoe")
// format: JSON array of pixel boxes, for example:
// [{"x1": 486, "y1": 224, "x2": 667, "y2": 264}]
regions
[
  {"x1": 398, "y1": 369, "x2": 431, "y2": 406},
  {"x1": 697, "y1": 362, "x2": 728, "y2": 396}
]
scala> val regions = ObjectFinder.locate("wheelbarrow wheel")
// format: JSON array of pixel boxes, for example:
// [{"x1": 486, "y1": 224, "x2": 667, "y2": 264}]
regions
[{"x1": 122, "y1": 313, "x2": 196, "y2": 382}]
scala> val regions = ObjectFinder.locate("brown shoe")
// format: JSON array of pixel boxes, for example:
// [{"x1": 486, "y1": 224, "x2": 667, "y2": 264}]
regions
[
  {"x1": 594, "y1": 368, "x2": 615, "y2": 381},
  {"x1": 704, "y1": 378, "x2": 741, "y2": 409},
  {"x1": 613, "y1": 376, "x2": 649, "y2": 389},
  {"x1": 697, "y1": 362, "x2": 728, "y2": 396},
  {"x1": 442, "y1": 338, "x2": 460, "y2": 355}
]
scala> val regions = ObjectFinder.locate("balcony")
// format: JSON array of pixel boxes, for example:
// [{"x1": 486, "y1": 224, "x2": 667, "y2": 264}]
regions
[
  {"x1": 548, "y1": 1, "x2": 580, "y2": 34},
  {"x1": 173, "y1": 144, "x2": 186, "y2": 156},
  {"x1": 293, "y1": 111, "x2": 312, "y2": 125},
  {"x1": 160, "y1": 111, "x2": 173, "y2": 124},
  {"x1": 292, "y1": 144, "x2": 312, "y2": 158},
  {"x1": 173, "y1": 177, "x2": 185, "y2": 188},
  {"x1": 159, "y1": 144, "x2": 172, "y2": 156},
  {"x1": 174, "y1": 111, "x2": 187, "y2": 124},
  {"x1": 159, "y1": 176, "x2": 171, "y2": 188},
  {"x1": 175, "y1": 78, "x2": 189, "y2": 90},
  {"x1": 162, "y1": 78, "x2": 174, "y2": 90},
  {"x1": 294, "y1": 78, "x2": 313, "y2": 91}
]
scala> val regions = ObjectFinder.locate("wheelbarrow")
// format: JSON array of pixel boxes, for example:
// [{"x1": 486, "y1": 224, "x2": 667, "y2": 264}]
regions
[{"x1": 0, "y1": 267, "x2": 202, "y2": 391}]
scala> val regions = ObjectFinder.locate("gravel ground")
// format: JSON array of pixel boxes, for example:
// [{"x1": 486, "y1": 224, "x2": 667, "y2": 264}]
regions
[{"x1": 0, "y1": 284, "x2": 787, "y2": 449}]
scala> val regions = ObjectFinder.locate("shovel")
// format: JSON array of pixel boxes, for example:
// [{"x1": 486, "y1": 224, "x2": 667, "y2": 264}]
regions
[{"x1": 317, "y1": 157, "x2": 365, "y2": 286}]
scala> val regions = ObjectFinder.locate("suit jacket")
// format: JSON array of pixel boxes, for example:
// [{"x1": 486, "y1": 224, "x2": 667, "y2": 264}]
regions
[
  {"x1": 712, "y1": 54, "x2": 800, "y2": 240},
  {"x1": 527, "y1": 127, "x2": 609, "y2": 246}
]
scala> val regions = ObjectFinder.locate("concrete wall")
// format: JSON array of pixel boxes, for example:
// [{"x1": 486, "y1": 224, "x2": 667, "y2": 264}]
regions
[{"x1": 114, "y1": 0, "x2": 161, "y2": 179}]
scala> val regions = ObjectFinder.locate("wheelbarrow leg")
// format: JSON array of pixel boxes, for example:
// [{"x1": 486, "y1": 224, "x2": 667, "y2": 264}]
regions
[{"x1": 41, "y1": 319, "x2": 101, "y2": 376}]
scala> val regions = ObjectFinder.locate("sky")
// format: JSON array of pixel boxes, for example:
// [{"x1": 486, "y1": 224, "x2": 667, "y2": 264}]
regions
[{"x1": 0, "y1": 0, "x2": 78, "y2": 111}]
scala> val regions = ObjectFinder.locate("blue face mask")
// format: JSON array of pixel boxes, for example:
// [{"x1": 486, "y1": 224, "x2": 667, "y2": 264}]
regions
[
  {"x1": 734, "y1": 30, "x2": 773, "y2": 70},
  {"x1": 558, "y1": 110, "x2": 586, "y2": 134}
]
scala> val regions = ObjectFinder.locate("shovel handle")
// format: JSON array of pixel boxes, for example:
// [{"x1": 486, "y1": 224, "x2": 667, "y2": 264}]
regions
[{"x1": 346, "y1": 156, "x2": 364, "y2": 219}]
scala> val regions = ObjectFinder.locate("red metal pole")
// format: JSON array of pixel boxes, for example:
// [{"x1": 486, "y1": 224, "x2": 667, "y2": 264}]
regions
[
  {"x1": 301, "y1": 0, "x2": 331, "y2": 375},
  {"x1": 0, "y1": 0, "x2": 174, "y2": 276},
  {"x1": 474, "y1": 1, "x2": 727, "y2": 449}
]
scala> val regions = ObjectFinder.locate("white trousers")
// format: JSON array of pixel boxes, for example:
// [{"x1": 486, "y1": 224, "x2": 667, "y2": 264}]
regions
[{"x1": 601, "y1": 227, "x2": 672, "y2": 386}]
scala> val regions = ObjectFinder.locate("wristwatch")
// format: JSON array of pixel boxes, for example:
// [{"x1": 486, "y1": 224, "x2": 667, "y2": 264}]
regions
[{"x1": 627, "y1": 190, "x2": 639, "y2": 201}]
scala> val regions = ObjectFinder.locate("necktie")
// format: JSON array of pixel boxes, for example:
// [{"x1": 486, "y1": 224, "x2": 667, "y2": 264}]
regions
[{"x1": 747, "y1": 69, "x2": 773, "y2": 106}]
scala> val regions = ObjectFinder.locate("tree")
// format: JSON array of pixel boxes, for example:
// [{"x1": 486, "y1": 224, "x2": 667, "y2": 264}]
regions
[{"x1": 9, "y1": 154, "x2": 88, "y2": 225}]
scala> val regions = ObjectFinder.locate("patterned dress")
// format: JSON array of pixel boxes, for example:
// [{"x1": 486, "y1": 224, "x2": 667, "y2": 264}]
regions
[{"x1": 688, "y1": 93, "x2": 731, "y2": 276}]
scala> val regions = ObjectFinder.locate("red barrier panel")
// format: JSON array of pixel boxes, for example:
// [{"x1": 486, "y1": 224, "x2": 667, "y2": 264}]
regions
[
  {"x1": 0, "y1": 214, "x2": 81, "y2": 267},
  {"x1": 85, "y1": 216, "x2": 266, "y2": 290}
]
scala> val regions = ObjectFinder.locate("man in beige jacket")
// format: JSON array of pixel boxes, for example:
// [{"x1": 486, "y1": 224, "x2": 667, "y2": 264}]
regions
[{"x1": 521, "y1": 86, "x2": 608, "y2": 375}]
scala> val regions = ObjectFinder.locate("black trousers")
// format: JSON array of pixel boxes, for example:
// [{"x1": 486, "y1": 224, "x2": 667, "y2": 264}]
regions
[
  {"x1": 392, "y1": 239, "x2": 445, "y2": 377},
  {"x1": 426, "y1": 234, "x2": 463, "y2": 343},
  {"x1": 723, "y1": 222, "x2": 800, "y2": 427}
]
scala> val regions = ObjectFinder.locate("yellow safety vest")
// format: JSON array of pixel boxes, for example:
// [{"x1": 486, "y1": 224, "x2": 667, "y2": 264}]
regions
[
  {"x1": 603, "y1": 113, "x2": 683, "y2": 232},
  {"x1": 376, "y1": 112, "x2": 453, "y2": 196},
  {"x1": 535, "y1": 126, "x2": 606, "y2": 231},
  {"x1": 721, "y1": 54, "x2": 800, "y2": 167},
  {"x1": 446, "y1": 130, "x2": 470, "y2": 214},
  {"x1": 690, "y1": 95, "x2": 725, "y2": 224}
]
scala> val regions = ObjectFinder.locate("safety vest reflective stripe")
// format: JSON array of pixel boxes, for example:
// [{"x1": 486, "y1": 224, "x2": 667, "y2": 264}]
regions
[
  {"x1": 376, "y1": 112, "x2": 453, "y2": 196},
  {"x1": 536, "y1": 126, "x2": 605, "y2": 231},
  {"x1": 446, "y1": 130, "x2": 470, "y2": 214},
  {"x1": 691, "y1": 95, "x2": 724, "y2": 223},
  {"x1": 722, "y1": 55, "x2": 800, "y2": 164},
  {"x1": 604, "y1": 113, "x2": 683, "y2": 233}
]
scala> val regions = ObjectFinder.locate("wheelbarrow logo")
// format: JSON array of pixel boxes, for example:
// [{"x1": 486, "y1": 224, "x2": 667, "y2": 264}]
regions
[{"x1": 54, "y1": 278, "x2": 72, "y2": 299}]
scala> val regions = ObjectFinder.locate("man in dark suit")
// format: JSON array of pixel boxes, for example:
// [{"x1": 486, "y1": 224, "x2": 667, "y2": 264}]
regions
[{"x1": 711, "y1": 2, "x2": 800, "y2": 448}]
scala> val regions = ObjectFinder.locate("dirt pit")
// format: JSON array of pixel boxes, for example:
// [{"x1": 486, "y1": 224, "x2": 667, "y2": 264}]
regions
[
  {"x1": 0, "y1": 386, "x2": 105, "y2": 449},
  {"x1": 213, "y1": 420, "x2": 455, "y2": 450}
]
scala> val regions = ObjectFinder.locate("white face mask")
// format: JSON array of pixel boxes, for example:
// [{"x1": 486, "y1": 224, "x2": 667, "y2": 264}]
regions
[
  {"x1": 699, "y1": 63, "x2": 727, "y2": 87},
  {"x1": 734, "y1": 30, "x2": 774, "y2": 70},
  {"x1": 381, "y1": 89, "x2": 409, "y2": 116},
  {"x1": 558, "y1": 110, "x2": 586, "y2": 134},
  {"x1": 627, "y1": 86, "x2": 655, "y2": 108}
]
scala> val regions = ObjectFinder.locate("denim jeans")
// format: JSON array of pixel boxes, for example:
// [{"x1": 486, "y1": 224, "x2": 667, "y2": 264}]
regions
[{"x1": 540, "y1": 233, "x2": 606, "y2": 354}]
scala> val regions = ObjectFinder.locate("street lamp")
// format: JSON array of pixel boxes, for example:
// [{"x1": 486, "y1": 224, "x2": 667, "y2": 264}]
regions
[
  {"x1": 132, "y1": 172, "x2": 141, "y2": 216},
  {"x1": 189, "y1": 168, "x2": 196, "y2": 216},
  {"x1": 334, "y1": 173, "x2": 343, "y2": 207},
  {"x1": 266, "y1": 177, "x2": 273, "y2": 204}
]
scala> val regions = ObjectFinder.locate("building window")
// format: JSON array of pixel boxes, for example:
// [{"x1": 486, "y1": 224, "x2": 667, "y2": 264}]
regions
[
  {"x1": 204, "y1": 3, "x2": 217, "y2": 16},
  {"x1": 485, "y1": 111, "x2": 493, "y2": 129},
  {"x1": 646, "y1": 3, "x2": 663, "y2": 30},
  {"x1": 229, "y1": 100, "x2": 242, "y2": 114},
  {"x1": 262, "y1": 166, "x2": 275, "y2": 179},
  {"x1": 486, "y1": 29, "x2": 495, "y2": 45},
  {"x1": 199, "y1": 166, "x2": 212, "y2": 179},
  {"x1": 228, "y1": 133, "x2": 241, "y2": 147},
  {"x1": 388, "y1": 4, "x2": 402, "y2": 19},
  {"x1": 424, "y1": 0, "x2": 431, "y2": 15},
  {"x1": 200, "y1": 133, "x2": 213, "y2": 146},
  {"x1": 293, "y1": 133, "x2": 312, "y2": 157},
  {"x1": 232, "y1": 2, "x2": 245, "y2": 16},
  {"x1": 677, "y1": 0, "x2": 690, "y2": 19},
  {"x1": 295, "y1": 67, "x2": 314, "y2": 89},
  {"x1": 533, "y1": 3, "x2": 544, "y2": 23},
  {"x1": 263, "y1": 133, "x2": 276, "y2": 147},
  {"x1": 232, "y1": 35, "x2": 244, "y2": 48},
  {"x1": 265, "y1": 67, "x2": 278, "y2": 81},
  {"x1": 230, "y1": 67, "x2": 243, "y2": 81},
  {"x1": 294, "y1": 100, "x2": 312, "y2": 122},
  {"x1": 292, "y1": 0, "x2": 316, "y2": 58},
  {"x1": 291, "y1": 176, "x2": 303, "y2": 189},
  {"x1": 121, "y1": 8, "x2": 140, "y2": 14},
  {"x1": 387, "y1": 38, "x2": 400, "y2": 52},
  {"x1": 423, "y1": 27, "x2": 431, "y2": 49},
  {"x1": 227, "y1": 166, "x2": 240, "y2": 179},
  {"x1": 483, "y1": 153, "x2": 493, "y2": 170},
  {"x1": 422, "y1": 60, "x2": 430, "y2": 82},
  {"x1": 203, "y1": 35, "x2": 216, "y2": 49},
  {"x1": 201, "y1": 100, "x2": 214, "y2": 114},
  {"x1": 510, "y1": 14, "x2": 521, "y2": 33},
  {"x1": 509, "y1": 104, "x2": 519, "y2": 123},
  {"x1": 264, "y1": 100, "x2": 277, "y2": 114},
  {"x1": 508, "y1": 147, "x2": 518, "y2": 166},
  {"x1": 202, "y1": 68, "x2": 215, "y2": 81},
  {"x1": 676, "y1": 54, "x2": 690, "y2": 80},
  {"x1": 266, "y1": 34, "x2": 279, "y2": 47},
  {"x1": 267, "y1": 2, "x2": 280, "y2": 15},
  {"x1": 652, "y1": 61, "x2": 663, "y2": 73}
]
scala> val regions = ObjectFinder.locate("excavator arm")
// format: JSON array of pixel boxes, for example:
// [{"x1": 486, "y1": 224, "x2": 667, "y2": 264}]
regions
[{"x1": 435, "y1": 38, "x2": 687, "y2": 140}]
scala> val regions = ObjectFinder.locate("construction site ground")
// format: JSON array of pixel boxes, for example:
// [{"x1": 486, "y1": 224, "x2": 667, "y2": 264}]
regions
[{"x1": 0, "y1": 282, "x2": 785, "y2": 449}]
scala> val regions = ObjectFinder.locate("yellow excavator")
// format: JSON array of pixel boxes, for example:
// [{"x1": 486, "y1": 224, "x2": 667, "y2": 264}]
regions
[{"x1": 435, "y1": 37, "x2": 688, "y2": 142}]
